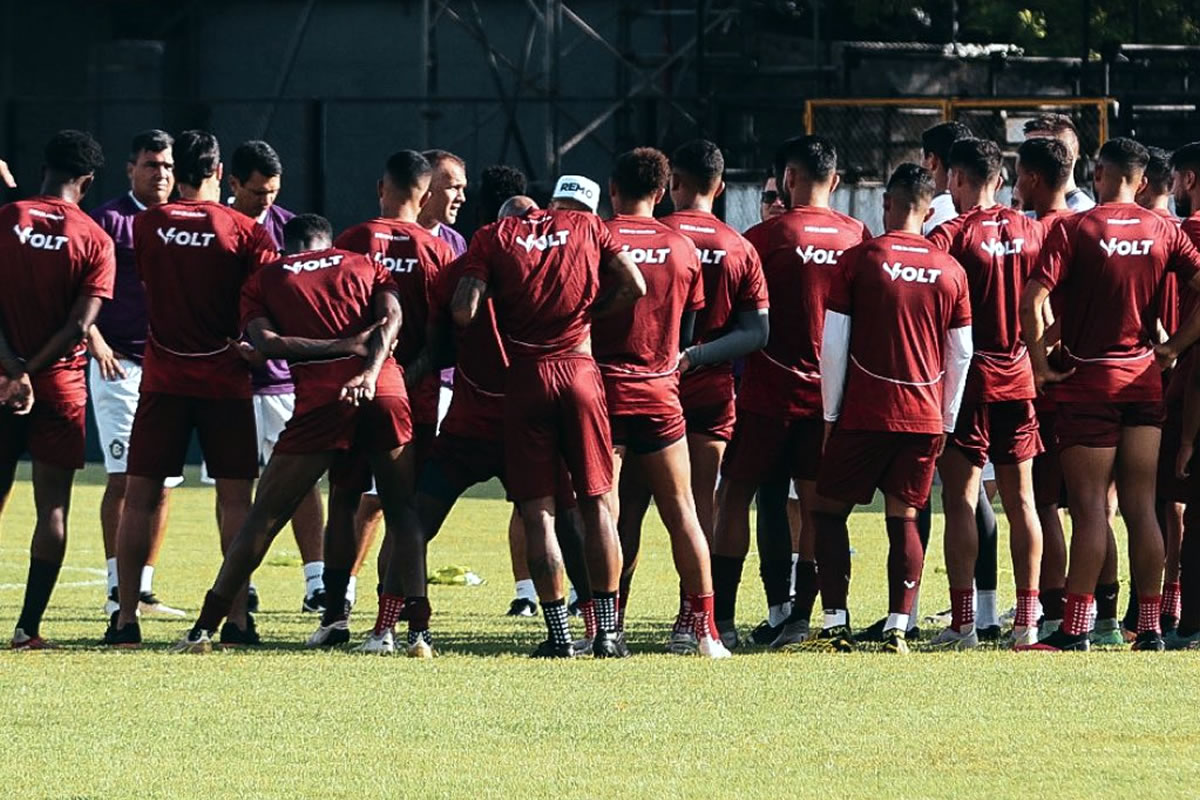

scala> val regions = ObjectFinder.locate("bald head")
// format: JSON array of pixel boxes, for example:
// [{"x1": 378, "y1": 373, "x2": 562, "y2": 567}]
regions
[{"x1": 498, "y1": 194, "x2": 538, "y2": 218}]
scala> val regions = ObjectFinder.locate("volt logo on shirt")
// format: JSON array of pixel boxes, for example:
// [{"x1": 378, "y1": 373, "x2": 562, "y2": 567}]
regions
[
  {"x1": 283, "y1": 254, "x2": 344, "y2": 274},
  {"x1": 980, "y1": 238, "x2": 1024, "y2": 257},
  {"x1": 1099, "y1": 238, "x2": 1153, "y2": 257},
  {"x1": 13, "y1": 225, "x2": 67, "y2": 251},
  {"x1": 882, "y1": 262, "x2": 942, "y2": 283},
  {"x1": 795, "y1": 245, "x2": 843, "y2": 265},
  {"x1": 621, "y1": 246, "x2": 671, "y2": 264},
  {"x1": 156, "y1": 227, "x2": 216, "y2": 247},
  {"x1": 372, "y1": 252, "x2": 418, "y2": 273},
  {"x1": 697, "y1": 248, "x2": 727, "y2": 265},
  {"x1": 516, "y1": 230, "x2": 569, "y2": 253}
]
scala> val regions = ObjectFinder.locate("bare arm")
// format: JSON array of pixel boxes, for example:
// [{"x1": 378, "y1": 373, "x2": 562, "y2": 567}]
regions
[
  {"x1": 0, "y1": 322, "x2": 32, "y2": 413},
  {"x1": 341, "y1": 291, "x2": 403, "y2": 405},
  {"x1": 244, "y1": 317, "x2": 380, "y2": 361},
  {"x1": 592, "y1": 252, "x2": 646, "y2": 319},
  {"x1": 24, "y1": 295, "x2": 103, "y2": 375},
  {"x1": 452, "y1": 276, "x2": 488, "y2": 328},
  {"x1": 1019, "y1": 279, "x2": 1073, "y2": 393}
]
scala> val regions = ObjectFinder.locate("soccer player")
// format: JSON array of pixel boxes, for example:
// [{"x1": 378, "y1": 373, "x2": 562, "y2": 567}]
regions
[
  {"x1": 1018, "y1": 137, "x2": 1200, "y2": 652},
  {"x1": 1023, "y1": 114, "x2": 1096, "y2": 212},
  {"x1": 103, "y1": 130, "x2": 277, "y2": 647},
  {"x1": 0, "y1": 130, "x2": 115, "y2": 648},
  {"x1": 419, "y1": 149, "x2": 468, "y2": 256},
  {"x1": 331, "y1": 150, "x2": 455, "y2": 623},
  {"x1": 88, "y1": 129, "x2": 184, "y2": 617},
  {"x1": 921, "y1": 121, "x2": 974, "y2": 233},
  {"x1": 176, "y1": 213, "x2": 411, "y2": 652},
  {"x1": 227, "y1": 140, "x2": 326, "y2": 612},
  {"x1": 809, "y1": 162, "x2": 973, "y2": 654},
  {"x1": 711, "y1": 135, "x2": 868, "y2": 649},
  {"x1": 927, "y1": 138, "x2": 1047, "y2": 648},
  {"x1": 452, "y1": 182, "x2": 645, "y2": 658},
  {"x1": 587, "y1": 147, "x2": 729, "y2": 658}
]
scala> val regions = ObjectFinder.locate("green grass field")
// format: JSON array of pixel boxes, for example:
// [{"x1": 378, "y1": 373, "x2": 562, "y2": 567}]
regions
[{"x1": 1, "y1": 463, "x2": 1197, "y2": 799}]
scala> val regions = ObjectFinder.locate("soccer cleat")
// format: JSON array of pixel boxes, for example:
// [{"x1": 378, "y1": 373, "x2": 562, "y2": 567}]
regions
[
  {"x1": 801, "y1": 625, "x2": 855, "y2": 652},
  {"x1": 102, "y1": 612, "x2": 142, "y2": 648},
  {"x1": 1089, "y1": 618, "x2": 1125, "y2": 647},
  {"x1": 858, "y1": 616, "x2": 920, "y2": 643},
  {"x1": 1130, "y1": 630, "x2": 1165, "y2": 652},
  {"x1": 1008, "y1": 624, "x2": 1038, "y2": 649},
  {"x1": 666, "y1": 630, "x2": 698, "y2": 655},
  {"x1": 925, "y1": 607, "x2": 953, "y2": 627},
  {"x1": 302, "y1": 589, "x2": 327, "y2": 614},
  {"x1": 306, "y1": 618, "x2": 351, "y2": 649},
  {"x1": 1015, "y1": 628, "x2": 1089, "y2": 651},
  {"x1": 976, "y1": 624, "x2": 1002, "y2": 642},
  {"x1": 1161, "y1": 614, "x2": 1179, "y2": 635},
  {"x1": 697, "y1": 635, "x2": 733, "y2": 659},
  {"x1": 103, "y1": 587, "x2": 120, "y2": 616},
  {"x1": 219, "y1": 615, "x2": 261, "y2": 647},
  {"x1": 881, "y1": 628, "x2": 909, "y2": 654},
  {"x1": 139, "y1": 592, "x2": 186, "y2": 618},
  {"x1": 354, "y1": 629, "x2": 395, "y2": 655},
  {"x1": 929, "y1": 625, "x2": 980, "y2": 650},
  {"x1": 749, "y1": 619, "x2": 782, "y2": 646},
  {"x1": 506, "y1": 598, "x2": 538, "y2": 618},
  {"x1": 406, "y1": 638, "x2": 434, "y2": 659},
  {"x1": 592, "y1": 631, "x2": 631, "y2": 659},
  {"x1": 716, "y1": 619, "x2": 740, "y2": 650},
  {"x1": 1163, "y1": 628, "x2": 1200, "y2": 650},
  {"x1": 572, "y1": 636, "x2": 594, "y2": 656},
  {"x1": 11, "y1": 628, "x2": 56, "y2": 650},
  {"x1": 247, "y1": 585, "x2": 260, "y2": 614},
  {"x1": 770, "y1": 618, "x2": 810, "y2": 649},
  {"x1": 173, "y1": 627, "x2": 213, "y2": 654},
  {"x1": 530, "y1": 639, "x2": 575, "y2": 659}
]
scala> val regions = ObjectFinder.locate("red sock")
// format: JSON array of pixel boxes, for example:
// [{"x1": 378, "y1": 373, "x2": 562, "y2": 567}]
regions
[
  {"x1": 1062, "y1": 593, "x2": 1093, "y2": 636},
  {"x1": 1138, "y1": 594, "x2": 1162, "y2": 634},
  {"x1": 374, "y1": 592, "x2": 405, "y2": 635},
  {"x1": 689, "y1": 593, "x2": 718, "y2": 640},
  {"x1": 671, "y1": 594, "x2": 692, "y2": 635},
  {"x1": 813, "y1": 511, "x2": 851, "y2": 610},
  {"x1": 1015, "y1": 589, "x2": 1039, "y2": 628},
  {"x1": 950, "y1": 587, "x2": 974, "y2": 632},
  {"x1": 885, "y1": 516, "x2": 923, "y2": 615},
  {"x1": 580, "y1": 599, "x2": 597, "y2": 639},
  {"x1": 1163, "y1": 582, "x2": 1182, "y2": 620}
]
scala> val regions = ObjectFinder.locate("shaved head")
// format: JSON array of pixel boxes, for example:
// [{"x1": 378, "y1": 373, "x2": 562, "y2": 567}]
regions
[{"x1": 497, "y1": 194, "x2": 538, "y2": 218}]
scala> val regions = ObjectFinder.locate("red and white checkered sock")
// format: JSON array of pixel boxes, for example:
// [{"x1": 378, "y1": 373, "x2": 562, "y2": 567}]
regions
[
  {"x1": 579, "y1": 599, "x2": 597, "y2": 640},
  {"x1": 374, "y1": 593, "x2": 405, "y2": 635},
  {"x1": 671, "y1": 594, "x2": 692, "y2": 636},
  {"x1": 689, "y1": 593, "x2": 718, "y2": 640},
  {"x1": 950, "y1": 587, "x2": 974, "y2": 632},
  {"x1": 1015, "y1": 588, "x2": 1039, "y2": 628},
  {"x1": 1138, "y1": 594, "x2": 1163, "y2": 634},
  {"x1": 1163, "y1": 582, "x2": 1182, "y2": 620},
  {"x1": 1062, "y1": 592, "x2": 1093, "y2": 637}
]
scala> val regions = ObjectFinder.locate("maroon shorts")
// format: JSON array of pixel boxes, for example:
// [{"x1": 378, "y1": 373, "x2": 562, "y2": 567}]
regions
[
  {"x1": 817, "y1": 428, "x2": 943, "y2": 508},
  {"x1": 127, "y1": 392, "x2": 258, "y2": 480},
  {"x1": 417, "y1": 432, "x2": 505, "y2": 502},
  {"x1": 1157, "y1": 397, "x2": 1192, "y2": 503},
  {"x1": 1055, "y1": 401, "x2": 1164, "y2": 451},
  {"x1": 277, "y1": 396, "x2": 412, "y2": 492},
  {"x1": 721, "y1": 411, "x2": 823, "y2": 485},
  {"x1": 683, "y1": 398, "x2": 736, "y2": 442},
  {"x1": 0, "y1": 400, "x2": 87, "y2": 471},
  {"x1": 610, "y1": 412, "x2": 687, "y2": 455},
  {"x1": 949, "y1": 398, "x2": 1043, "y2": 468},
  {"x1": 1032, "y1": 410, "x2": 1066, "y2": 508},
  {"x1": 505, "y1": 354, "x2": 613, "y2": 502}
]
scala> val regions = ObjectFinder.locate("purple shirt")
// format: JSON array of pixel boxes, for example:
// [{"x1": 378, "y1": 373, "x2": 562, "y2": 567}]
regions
[
  {"x1": 247, "y1": 203, "x2": 296, "y2": 395},
  {"x1": 90, "y1": 193, "x2": 150, "y2": 360},
  {"x1": 433, "y1": 222, "x2": 467, "y2": 258}
]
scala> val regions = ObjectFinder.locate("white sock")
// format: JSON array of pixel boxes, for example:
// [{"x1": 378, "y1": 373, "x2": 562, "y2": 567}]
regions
[
  {"x1": 567, "y1": 585, "x2": 579, "y2": 606},
  {"x1": 976, "y1": 589, "x2": 998, "y2": 627},
  {"x1": 303, "y1": 561, "x2": 325, "y2": 593},
  {"x1": 789, "y1": 552, "x2": 799, "y2": 598},
  {"x1": 885, "y1": 612, "x2": 910, "y2": 633},
  {"x1": 909, "y1": 588, "x2": 921, "y2": 625},
  {"x1": 346, "y1": 575, "x2": 358, "y2": 606},
  {"x1": 768, "y1": 602, "x2": 792, "y2": 627},
  {"x1": 106, "y1": 558, "x2": 118, "y2": 592},
  {"x1": 823, "y1": 608, "x2": 847, "y2": 628},
  {"x1": 140, "y1": 565, "x2": 154, "y2": 594},
  {"x1": 515, "y1": 579, "x2": 537, "y2": 602}
]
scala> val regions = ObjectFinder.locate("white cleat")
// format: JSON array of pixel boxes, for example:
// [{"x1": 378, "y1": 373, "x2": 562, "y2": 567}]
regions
[
  {"x1": 173, "y1": 629, "x2": 213, "y2": 654},
  {"x1": 929, "y1": 624, "x2": 980, "y2": 650},
  {"x1": 355, "y1": 629, "x2": 395, "y2": 655},
  {"x1": 139, "y1": 593, "x2": 187, "y2": 618},
  {"x1": 306, "y1": 618, "x2": 351, "y2": 648},
  {"x1": 1009, "y1": 624, "x2": 1038, "y2": 649},
  {"x1": 697, "y1": 635, "x2": 733, "y2": 659},
  {"x1": 666, "y1": 630, "x2": 698, "y2": 655},
  {"x1": 770, "y1": 619, "x2": 810, "y2": 649},
  {"x1": 406, "y1": 638, "x2": 434, "y2": 659}
]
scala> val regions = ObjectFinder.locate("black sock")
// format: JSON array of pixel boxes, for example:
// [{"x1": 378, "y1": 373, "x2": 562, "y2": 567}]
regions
[
  {"x1": 712, "y1": 554, "x2": 745, "y2": 623},
  {"x1": 1096, "y1": 581, "x2": 1120, "y2": 621},
  {"x1": 974, "y1": 485, "x2": 998, "y2": 591},
  {"x1": 916, "y1": 503, "x2": 932, "y2": 552},
  {"x1": 543, "y1": 598, "x2": 571, "y2": 646},
  {"x1": 792, "y1": 560, "x2": 819, "y2": 622},
  {"x1": 16, "y1": 558, "x2": 62, "y2": 638},
  {"x1": 594, "y1": 590, "x2": 618, "y2": 634},
  {"x1": 322, "y1": 568, "x2": 351, "y2": 625}
]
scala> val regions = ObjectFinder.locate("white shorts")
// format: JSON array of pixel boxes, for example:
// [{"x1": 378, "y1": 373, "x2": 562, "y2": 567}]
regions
[
  {"x1": 200, "y1": 392, "x2": 295, "y2": 484},
  {"x1": 89, "y1": 358, "x2": 183, "y2": 487}
]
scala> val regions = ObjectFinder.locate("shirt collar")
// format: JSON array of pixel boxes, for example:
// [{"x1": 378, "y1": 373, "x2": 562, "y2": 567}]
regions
[{"x1": 127, "y1": 190, "x2": 148, "y2": 211}]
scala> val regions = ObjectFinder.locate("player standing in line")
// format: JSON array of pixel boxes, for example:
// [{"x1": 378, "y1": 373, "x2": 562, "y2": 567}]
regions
[
  {"x1": 87, "y1": 129, "x2": 185, "y2": 618},
  {"x1": 226, "y1": 140, "x2": 327, "y2": 613},
  {"x1": 1165, "y1": 142, "x2": 1200, "y2": 649},
  {"x1": 452, "y1": 185, "x2": 645, "y2": 658},
  {"x1": 711, "y1": 136, "x2": 868, "y2": 649},
  {"x1": 1022, "y1": 115, "x2": 1096, "y2": 212},
  {"x1": 807, "y1": 163, "x2": 973, "y2": 654},
  {"x1": 176, "y1": 214, "x2": 412, "y2": 652},
  {"x1": 926, "y1": 138, "x2": 1047, "y2": 648},
  {"x1": 103, "y1": 130, "x2": 277, "y2": 647},
  {"x1": 0, "y1": 131, "x2": 115, "y2": 648},
  {"x1": 1019, "y1": 138, "x2": 1200, "y2": 652}
]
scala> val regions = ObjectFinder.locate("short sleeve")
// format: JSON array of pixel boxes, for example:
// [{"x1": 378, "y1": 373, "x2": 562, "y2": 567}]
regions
[
  {"x1": 80, "y1": 228, "x2": 116, "y2": 300},
  {"x1": 949, "y1": 263, "x2": 973, "y2": 328},
  {"x1": 733, "y1": 242, "x2": 769, "y2": 312},
  {"x1": 460, "y1": 226, "x2": 496, "y2": 283},
  {"x1": 927, "y1": 222, "x2": 954, "y2": 252},
  {"x1": 1167, "y1": 220, "x2": 1200, "y2": 283},
  {"x1": 245, "y1": 223, "x2": 280, "y2": 272},
  {"x1": 594, "y1": 217, "x2": 622, "y2": 263},
  {"x1": 825, "y1": 243, "x2": 858, "y2": 315},
  {"x1": 239, "y1": 271, "x2": 269, "y2": 330},
  {"x1": 1030, "y1": 216, "x2": 1074, "y2": 292}
]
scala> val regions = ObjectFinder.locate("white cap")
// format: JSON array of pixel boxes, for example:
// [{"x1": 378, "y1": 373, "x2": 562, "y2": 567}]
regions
[{"x1": 551, "y1": 174, "x2": 601, "y2": 212}]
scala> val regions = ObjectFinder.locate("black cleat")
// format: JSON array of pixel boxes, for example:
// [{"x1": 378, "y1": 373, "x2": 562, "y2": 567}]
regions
[
  {"x1": 219, "y1": 614, "x2": 261, "y2": 647},
  {"x1": 1131, "y1": 630, "x2": 1165, "y2": 651},
  {"x1": 102, "y1": 612, "x2": 142, "y2": 648},
  {"x1": 247, "y1": 585, "x2": 260, "y2": 614},
  {"x1": 1161, "y1": 614, "x2": 1179, "y2": 636},
  {"x1": 977, "y1": 624, "x2": 1002, "y2": 642},
  {"x1": 530, "y1": 639, "x2": 575, "y2": 659},
  {"x1": 1017, "y1": 628, "x2": 1089, "y2": 651},
  {"x1": 881, "y1": 628, "x2": 910, "y2": 654},
  {"x1": 859, "y1": 616, "x2": 919, "y2": 642},
  {"x1": 302, "y1": 588, "x2": 327, "y2": 614},
  {"x1": 905, "y1": 625, "x2": 922, "y2": 641},
  {"x1": 749, "y1": 619, "x2": 782, "y2": 646},
  {"x1": 592, "y1": 631, "x2": 631, "y2": 658},
  {"x1": 801, "y1": 624, "x2": 856, "y2": 652},
  {"x1": 506, "y1": 598, "x2": 538, "y2": 618}
]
